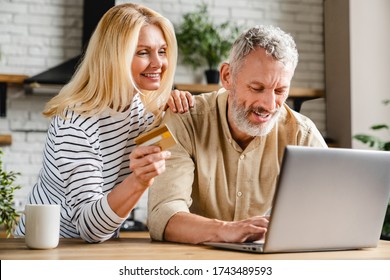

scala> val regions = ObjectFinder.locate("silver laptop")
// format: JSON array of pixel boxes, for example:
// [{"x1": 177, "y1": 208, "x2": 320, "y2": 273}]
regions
[{"x1": 205, "y1": 146, "x2": 390, "y2": 253}]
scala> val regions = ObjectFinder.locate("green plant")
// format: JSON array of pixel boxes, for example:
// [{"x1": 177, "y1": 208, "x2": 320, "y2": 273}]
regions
[
  {"x1": 353, "y1": 99, "x2": 390, "y2": 240},
  {"x1": 0, "y1": 149, "x2": 21, "y2": 238},
  {"x1": 175, "y1": 3, "x2": 239, "y2": 71},
  {"x1": 353, "y1": 99, "x2": 390, "y2": 151},
  {"x1": 383, "y1": 206, "x2": 390, "y2": 238}
]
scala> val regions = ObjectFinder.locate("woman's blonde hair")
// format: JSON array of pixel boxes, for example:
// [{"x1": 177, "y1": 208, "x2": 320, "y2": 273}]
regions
[{"x1": 43, "y1": 3, "x2": 177, "y2": 118}]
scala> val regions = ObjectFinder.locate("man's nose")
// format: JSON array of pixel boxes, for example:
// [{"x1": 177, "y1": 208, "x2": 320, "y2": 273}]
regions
[{"x1": 260, "y1": 90, "x2": 277, "y2": 112}]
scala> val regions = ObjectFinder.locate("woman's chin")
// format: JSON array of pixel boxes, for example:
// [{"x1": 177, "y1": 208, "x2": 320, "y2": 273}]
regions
[{"x1": 138, "y1": 84, "x2": 161, "y2": 91}]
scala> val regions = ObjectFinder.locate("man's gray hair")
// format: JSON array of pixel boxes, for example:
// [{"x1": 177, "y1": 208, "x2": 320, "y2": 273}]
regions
[{"x1": 228, "y1": 25, "x2": 298, "y2": 73}]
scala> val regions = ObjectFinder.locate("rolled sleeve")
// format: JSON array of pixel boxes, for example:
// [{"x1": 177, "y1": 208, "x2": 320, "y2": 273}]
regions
[
  {"x1": 100, "y1": 194, "x2": 126, "y2": 224},
  {"x1": 147, "y1": 113, "x2": 195, "y2": 241},
  {"x1": 77, "y1": 195, "x2": 127, "y2": 243},
  {"x1": 148, "y1": 199, "x2": 190, "y2": 241}
]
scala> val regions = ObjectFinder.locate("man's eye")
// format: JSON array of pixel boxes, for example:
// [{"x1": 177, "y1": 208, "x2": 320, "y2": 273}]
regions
[
  {"x1": 250, "y1": 87, "x2": 264, "y2": 92},
  {"x1": 275, "y1": 90, "x2": 286, "y2": 95}
]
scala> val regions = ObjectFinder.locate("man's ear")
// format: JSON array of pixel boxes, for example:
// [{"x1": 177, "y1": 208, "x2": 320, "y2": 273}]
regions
[{"x1": 220, "y1": 63, "x2": 232, "y2": 90}]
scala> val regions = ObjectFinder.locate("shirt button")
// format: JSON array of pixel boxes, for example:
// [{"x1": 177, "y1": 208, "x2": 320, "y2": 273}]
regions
[
  {"x1": 239, "y1": 155, "x2": 245, "y2": 160},
  {"x1": 237, "y1": 191, "x2": 243, "y2": 197}
]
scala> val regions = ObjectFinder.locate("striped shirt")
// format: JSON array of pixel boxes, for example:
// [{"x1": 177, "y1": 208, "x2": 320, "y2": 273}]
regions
[{"x1": 14, "y1": 95, "x2": 154, "y2": 243}]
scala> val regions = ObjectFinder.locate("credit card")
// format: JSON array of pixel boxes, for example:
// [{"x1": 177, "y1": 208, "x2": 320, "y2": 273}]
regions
[{"x1": 134, "y1": 124, "x2": 177, "y2": 150}]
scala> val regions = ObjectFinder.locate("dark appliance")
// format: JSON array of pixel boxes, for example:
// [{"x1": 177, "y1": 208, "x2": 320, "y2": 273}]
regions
[{"x1": 24, "y1": 0, "x2": 115, "y2": 89}]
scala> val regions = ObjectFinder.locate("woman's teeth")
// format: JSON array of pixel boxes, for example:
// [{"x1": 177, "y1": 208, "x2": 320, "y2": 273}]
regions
[{"x1": 143, "y1": 73, "x2": 159, "y2": 78}]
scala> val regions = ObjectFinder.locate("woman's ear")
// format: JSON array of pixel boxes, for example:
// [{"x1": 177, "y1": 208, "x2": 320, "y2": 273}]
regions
[{"x1": 220, "y1": 63, "x2": 232, "y2": 90}]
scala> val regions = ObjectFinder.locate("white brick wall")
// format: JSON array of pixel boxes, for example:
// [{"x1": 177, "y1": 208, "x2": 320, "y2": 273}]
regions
[
  {"x1": 121, "y1": 0, "x2": 326, "y2": 89},
  {"x1": 0, "y1": 0, "x2": 325, "y2": 224},
  {"x1": 0, "y1": 0, "x2": 82, "y2": 74}
]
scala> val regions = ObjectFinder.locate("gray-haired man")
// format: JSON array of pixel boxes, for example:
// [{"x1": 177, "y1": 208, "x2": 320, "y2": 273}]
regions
[{"x1": 147, "y1": 25, "x2": 327, "y2": 244}]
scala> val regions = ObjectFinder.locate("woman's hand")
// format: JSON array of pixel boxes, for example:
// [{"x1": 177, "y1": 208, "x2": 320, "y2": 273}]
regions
[
  {"x1": 107, "y1": 146, "x2": 171, "y2": 219},
  {"x1": 129, "y1": 145, "x2": 171, "y2": 189},
  {"x1": 165, "y1": 89, "x2": 194, "y2": 113}
]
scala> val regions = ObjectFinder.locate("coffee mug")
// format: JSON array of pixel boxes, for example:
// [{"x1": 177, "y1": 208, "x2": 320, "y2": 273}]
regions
[{"x1": 24, "y1": 204, "x2": 60, "y2": 249}]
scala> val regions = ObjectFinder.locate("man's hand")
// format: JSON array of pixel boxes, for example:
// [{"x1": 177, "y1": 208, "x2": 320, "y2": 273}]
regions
[
  {"x1": 217, "y1": 216, "x2": 269, "y2": 243},
  {"x1": 164, "y1": 212, "x2": 269, "y2": 244}
]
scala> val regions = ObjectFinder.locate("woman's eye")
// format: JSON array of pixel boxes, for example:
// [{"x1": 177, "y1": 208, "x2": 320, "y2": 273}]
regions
[
  {"x1": 158, "y1": 49, "x2": 167, "y2": 55},
  {"x1": 137, "y1": 50, "x2": 148, "y2": 56}
]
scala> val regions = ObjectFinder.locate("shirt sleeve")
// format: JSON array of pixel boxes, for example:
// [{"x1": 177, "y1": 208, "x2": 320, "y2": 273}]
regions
[
  {"x1": 54, "y1": 122, "x2": 126, "y2": 243},
  {"x1": 298, "y1": 115, "x2": 328, "y2": 148},
  {"x1": 286, "y1": 106, "x2": 328, "y2": 148},
  {"x1": 147, "y1": 111, "x2": 195, "y2": 241}
]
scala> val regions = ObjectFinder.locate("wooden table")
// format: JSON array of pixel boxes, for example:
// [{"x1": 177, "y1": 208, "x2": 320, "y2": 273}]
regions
[
  {"x1": 1, "y1": 231, "x2": 389, "y2": 260},
  {"x1": 174, "y1": 84, "x2": 324, "y2": 112}
]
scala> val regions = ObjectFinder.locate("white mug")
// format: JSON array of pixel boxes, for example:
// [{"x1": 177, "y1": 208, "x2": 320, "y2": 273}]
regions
[{"x1": 24, "y1": 204, "x2": 60, "y2": 249}]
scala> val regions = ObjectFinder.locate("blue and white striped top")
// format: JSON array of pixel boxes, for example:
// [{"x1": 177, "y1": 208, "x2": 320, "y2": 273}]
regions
[{"x1": 14, "y1": 95, "x2": 154, "y2": 243}]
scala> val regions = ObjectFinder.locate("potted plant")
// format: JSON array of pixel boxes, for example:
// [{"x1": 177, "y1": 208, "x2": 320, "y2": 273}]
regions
[
  {"x1": 0, "y1": 149, "x2": 21, "y2": 238},
  {"x1": 175, "y1": 3, "x2": 239, "y2": 84},
  {"x1": 353, "y1": 99, "x2": 390, "y2": 240}
]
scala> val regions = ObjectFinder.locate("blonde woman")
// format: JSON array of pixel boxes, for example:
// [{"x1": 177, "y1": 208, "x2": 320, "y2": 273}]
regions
[{"x1": 15, "y1": 3, "x2": 192, "y2": 243}]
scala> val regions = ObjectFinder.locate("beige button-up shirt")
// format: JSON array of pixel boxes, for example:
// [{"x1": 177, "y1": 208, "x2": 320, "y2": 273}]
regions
[{"x1": 148, "y1": 90, "x2": 327, "y2": 240}]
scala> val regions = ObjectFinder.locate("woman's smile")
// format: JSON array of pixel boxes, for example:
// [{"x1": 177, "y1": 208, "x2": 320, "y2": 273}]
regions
[{"x1": 132, "y1": 24, "x2": 168, "y2": 91}]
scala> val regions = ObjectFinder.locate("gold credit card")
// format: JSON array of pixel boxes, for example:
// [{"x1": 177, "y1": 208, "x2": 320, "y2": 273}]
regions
[{"x1": 134, "y1": 124, "x2": 177, "y2": 150}]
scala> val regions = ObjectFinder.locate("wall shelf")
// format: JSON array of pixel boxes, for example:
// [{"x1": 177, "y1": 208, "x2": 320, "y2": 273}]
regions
[
  {"x1": 0, "y1": 74, "x2": 29, "y2": 117},
  {"x1": 174, "y1": 83, "x2": 324, "y2": 112},
  {"x1": 0, "y1": 134, "x2": 12, "y2": 146}
]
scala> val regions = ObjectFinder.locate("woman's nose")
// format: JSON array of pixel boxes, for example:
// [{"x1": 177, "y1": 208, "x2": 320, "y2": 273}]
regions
[{"x1": 150, "y1": 53, "x2": 163, "y2": 68}]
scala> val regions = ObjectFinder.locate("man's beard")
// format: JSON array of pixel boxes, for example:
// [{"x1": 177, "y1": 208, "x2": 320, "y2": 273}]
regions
[{"x1": 230, "y1": 92, "x2": 281, "y2": 137}]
